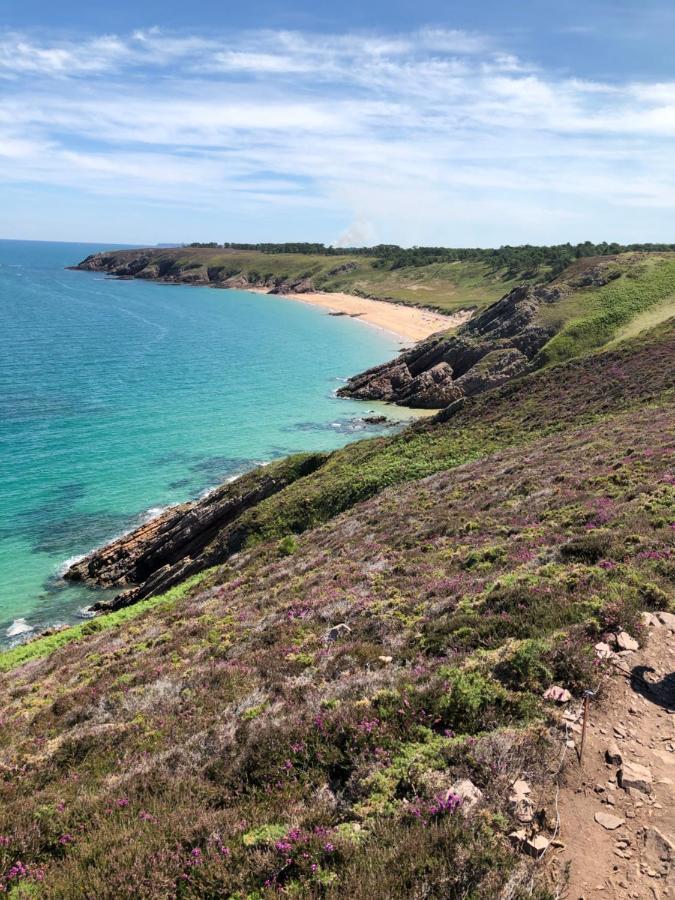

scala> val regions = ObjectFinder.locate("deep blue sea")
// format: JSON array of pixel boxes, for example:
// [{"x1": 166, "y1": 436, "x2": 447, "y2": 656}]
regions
[{"x1": 0, "y1": 240, "x2": 406, "y2": 644}]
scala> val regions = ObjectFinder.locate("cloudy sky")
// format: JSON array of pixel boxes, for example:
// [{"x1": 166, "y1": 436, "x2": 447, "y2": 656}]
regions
[{"x1": 1, "y1": 0, "x2": 675, "y2": 246}]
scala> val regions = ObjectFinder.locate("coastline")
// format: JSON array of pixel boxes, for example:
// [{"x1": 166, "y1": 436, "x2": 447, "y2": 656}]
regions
[{"x1": 249, "y1": 287, "x2": 472, "y2": 342}]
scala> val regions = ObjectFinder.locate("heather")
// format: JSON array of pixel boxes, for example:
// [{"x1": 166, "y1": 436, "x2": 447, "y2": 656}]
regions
[{"x1": 0, "y1": 319, "x2": 673, "y2": 896}]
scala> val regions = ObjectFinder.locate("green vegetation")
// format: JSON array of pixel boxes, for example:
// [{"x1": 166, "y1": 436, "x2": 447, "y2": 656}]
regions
[
  {"x1": 224, "y1": 320, "x2": 674, "y2": 552},
  {"x1": 219, "y1": 240, "x2": 675, "y2": 279},
  {"x1": 0, "y1": 571, "x2": 212, "y2": 672},
  {"x1": 536, "y1": 255, "x2": 675, "y2": 364},
  {"x1": 1, "y1": 267, "x2": 674, "y2": 896}
]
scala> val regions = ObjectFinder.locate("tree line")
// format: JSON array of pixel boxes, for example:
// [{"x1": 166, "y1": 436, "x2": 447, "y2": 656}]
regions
[{"x1": 186, "y1": 241, "x2": 675, "y2": 278}]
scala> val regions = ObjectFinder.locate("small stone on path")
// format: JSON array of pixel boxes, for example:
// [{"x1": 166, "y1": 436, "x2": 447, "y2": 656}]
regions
[{"x1": 595, "y1": 811, "x2": 625, "y2": 830}]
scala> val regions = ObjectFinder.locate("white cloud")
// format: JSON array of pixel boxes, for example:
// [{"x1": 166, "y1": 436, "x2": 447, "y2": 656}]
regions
[{"x1": 1, "y1": 26, "x2": 674, "y2": 243}]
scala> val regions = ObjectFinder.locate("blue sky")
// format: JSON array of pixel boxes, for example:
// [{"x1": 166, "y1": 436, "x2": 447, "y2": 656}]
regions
[{"x1": 1, "y1": 0, "x2": 675, "y2": 246}]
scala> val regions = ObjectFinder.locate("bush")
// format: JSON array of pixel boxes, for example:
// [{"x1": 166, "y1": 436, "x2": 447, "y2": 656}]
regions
[{"x1": 438, "y1": 669, "x2": 509, "y2": 733}]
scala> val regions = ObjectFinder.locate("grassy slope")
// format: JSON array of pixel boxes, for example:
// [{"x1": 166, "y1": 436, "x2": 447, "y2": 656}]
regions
[
  {"x1": 4, "y1": 321, "x2": 674, "y2": 676},
  {"x1": 109, "y1": 247, "x2": 531, "y2": 314},
  {"x1": 535, "y1": 254, "x2": 675, "y2": 365},
  {"x1": 0, "y1": 322, "x2": 672, "y2": 897}
]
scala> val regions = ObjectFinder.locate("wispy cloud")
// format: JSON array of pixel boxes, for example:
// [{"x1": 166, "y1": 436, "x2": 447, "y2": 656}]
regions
[{"x1": 1, "y1": 26, "x2": 674, "y2": 243}]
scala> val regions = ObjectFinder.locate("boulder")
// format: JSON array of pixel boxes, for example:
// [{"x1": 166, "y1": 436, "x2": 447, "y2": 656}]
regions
[
  {"x1": 605, "y1": 742, "x2": 623, "y2": 766},
  {"x1": 595, "y1": 811, "x2": 625, "y2": 830},
  {"x1": 595, "y1": 641, "x2": 614, "y2": 660},
  {"x1": 656, "y1": 611, "x2": 675, "y2": 631},
  {"x1": 449, "y1": 778, "x2": 483, "y2": 814},
  {"x1": 619, "y1": 760, "x2": 652, "y2": 795},
  {"x1": 543, "y1": 685, "x2": 572, "y2": 703},
  {"x1": 614, "y1": 631, "x2": 639, "y2": 652}
]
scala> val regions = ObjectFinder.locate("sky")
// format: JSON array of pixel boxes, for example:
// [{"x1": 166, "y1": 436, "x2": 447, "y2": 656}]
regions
[{"x1": 1, "y1": 0, "x2": 675, "y2": 246}]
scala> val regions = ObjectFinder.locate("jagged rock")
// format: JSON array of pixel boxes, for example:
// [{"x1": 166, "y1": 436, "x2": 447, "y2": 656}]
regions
[
  {"x1": 454, "y1": 347, "x2": 529, "y2": 397},
  {"x1": 619, "y1": 760, "x2": 653, "y2": 794},
  {"x1": 511, "y1": 779, "x2": 531, "y2": 797},
  {"x1": 595, "y1": 641, "x2": 614, "y2": 660},
  {"x1": 509, "y1": 830, "x2": 550, "y2": 857},
  {"x1": 605, "y1": 743, "x2": 623, "y2": 765},
  {"x1": 449, "y1": 779, "x2": 483, "y2": 814},
  {"x1": 64, "y1": 454, "x2": 328, "y2": 610},
  {"x1": 656, "y1": 611, "x2": 675, "y2": 631},
  {"x1": 326, "y1": 261, "x2": 358, "y2": 276},
  {"x1": 595, "y1": 811, "x2": 625, "y2": 830},
  {"x1": 398, "y1": 362, "x2": 465, "y2": 408},
  {"x1": 641, "y1": 827, "x2": 674, "y2": 879},
  {"x1": 614, "y1": 631, "x2": 639, "y2": 652},
  {"x1": 509, "y1": 779, "x2": 534, "y2": 823},
  {"x1": 543, "y1": 686, "x2": 572, "y2": 703},
  {"x1": 338, "y1": 283, "x2": 559, "y2": 407},
  {"x1": 325, "y1": 623, "x2": 351, "y2": 642}
]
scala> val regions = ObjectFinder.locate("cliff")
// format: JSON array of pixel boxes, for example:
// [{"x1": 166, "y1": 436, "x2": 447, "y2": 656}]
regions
[
  {"x1": 72, "y1": 247, "x2": 322, "y2": 295},
  {"x1": 65, "y1": 453, "x2": 328, "y2": 610},
  {"x1": 337, "y1": 282, "x2": 558, "y2": 407}
]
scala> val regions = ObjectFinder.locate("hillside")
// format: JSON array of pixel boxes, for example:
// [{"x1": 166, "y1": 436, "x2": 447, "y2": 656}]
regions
[
  {"x1": 1, "y1": 313, "x2": 673, "y2": 897},
  {"x1": 339, "y1": 253, "x2": 675, "y2": 406},
  {"x1": 73, "y1": 249, "x2": 675, "y2": 409},
  {"x1": 70, "y1": 246, "x2": 530, "y2": 315},
  {"x1": 70, "y1": 243, "x2": 675, "y2": 317}
]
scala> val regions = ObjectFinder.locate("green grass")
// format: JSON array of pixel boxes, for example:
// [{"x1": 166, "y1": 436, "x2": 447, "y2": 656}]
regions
[
  {"x1": 95, "y1": 248, "x2": 534, "y2": 314},
  {"x1": 0, "y1": 317, "x2": 672, "y2": 896},
  {"x1": 0, "y1": 571, "x2": 213, "y2": 672},
  {"x1": 535, "y1": 256, "x2": 675, "y2": 365}
]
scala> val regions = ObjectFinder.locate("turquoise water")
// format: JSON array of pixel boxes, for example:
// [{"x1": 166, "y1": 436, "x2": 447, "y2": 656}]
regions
[{"x1": 0, "y1": 240, "x2": 404, "y2": 643}]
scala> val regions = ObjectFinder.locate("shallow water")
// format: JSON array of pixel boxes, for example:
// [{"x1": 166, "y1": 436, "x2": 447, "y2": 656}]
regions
[{"x1": 0, "y1": 240, "x2": 405, "y2": 643}]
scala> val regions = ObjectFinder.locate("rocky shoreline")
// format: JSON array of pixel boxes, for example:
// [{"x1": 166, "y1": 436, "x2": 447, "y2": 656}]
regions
[
  {"x1": 64, "y1": 453, "x2": 328, "y2": 612},
  {"x1": 61, "y1": 252, "x2": 625, "y2": 610},
  {"x1": 337, "y1": 283, "x2": 559, "y2": 407},
  {"x1": 71, "y1": 247, "x2": 321, "y2": 295}
]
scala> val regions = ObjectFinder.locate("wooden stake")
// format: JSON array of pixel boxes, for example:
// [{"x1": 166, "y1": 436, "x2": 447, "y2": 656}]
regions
[{"x1": 579, "y1": 692, "x2": 591, "y2": 763}]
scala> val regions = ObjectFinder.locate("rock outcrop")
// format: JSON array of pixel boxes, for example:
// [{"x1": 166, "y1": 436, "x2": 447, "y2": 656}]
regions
[
  {"x1": 338, "y1": 283, "x2": 560, "y2": 407},
  {"x1": 71, "y1": 249, "x2": 319, "y2": 294},
  {"x1": 64, "y1": 453, "x2": 327, "y2": 611}
]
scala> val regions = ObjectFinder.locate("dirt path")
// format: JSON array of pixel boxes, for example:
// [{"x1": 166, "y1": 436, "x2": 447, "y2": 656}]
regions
[{"x1": 547, "y1": 613, "x2": 675, "y2": 898}]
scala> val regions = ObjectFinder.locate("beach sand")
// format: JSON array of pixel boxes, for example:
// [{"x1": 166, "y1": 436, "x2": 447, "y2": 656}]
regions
[{"x1": 252, "y1": 289, "x2": 472, "y2": 342}]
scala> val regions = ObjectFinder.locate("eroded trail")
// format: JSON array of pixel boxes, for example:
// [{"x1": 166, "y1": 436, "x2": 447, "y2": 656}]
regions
[{"x1": 548, "y1": 614, "x2": 675, "y2": 898}]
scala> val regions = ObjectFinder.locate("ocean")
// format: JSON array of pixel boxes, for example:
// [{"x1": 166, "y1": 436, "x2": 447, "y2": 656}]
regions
[{"x1": 0, "y1": 240, "x2": 405, "y2": 644}]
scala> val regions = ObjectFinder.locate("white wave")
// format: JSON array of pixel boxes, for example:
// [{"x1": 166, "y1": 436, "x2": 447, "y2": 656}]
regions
[
  {"x1": 6, "y1": 618, "x2": 34, "y2": 637},
  {"x1": 76, "y1": 607, "x2": 96, "y2": 619},
  {"x1": 140, "y1": 506, "x2": 168, "y2": 523},
  {"x1": 56, "y1": 553, "x2": 85, "y2": 576}
]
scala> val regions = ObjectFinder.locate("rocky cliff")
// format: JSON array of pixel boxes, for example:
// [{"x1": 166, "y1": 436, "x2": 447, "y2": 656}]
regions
[
  {"x1": 337, "y1": 283, "x2": 560, "y2": 407},
  {"x1": 72, "y1": 248, "x2": 320, "y2": 294},
  {"x1": 65, "y1": 453, "x2": 327, "y2": 610}
]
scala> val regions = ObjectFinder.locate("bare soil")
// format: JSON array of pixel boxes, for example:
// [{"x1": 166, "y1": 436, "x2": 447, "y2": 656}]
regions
[{"x1": 547, "y1": 615, "x2": 675, "y2": 899}]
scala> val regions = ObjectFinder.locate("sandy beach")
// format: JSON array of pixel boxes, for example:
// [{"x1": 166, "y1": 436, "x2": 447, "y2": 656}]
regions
[{"x1": 255, "y1": 289, "x2": 472, "y2": 342}]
